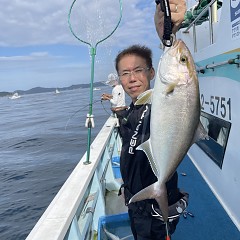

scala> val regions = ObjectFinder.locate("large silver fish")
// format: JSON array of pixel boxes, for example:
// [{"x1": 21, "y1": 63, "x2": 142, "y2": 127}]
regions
[{"x1": 129, "y1": 39, "x2": 208, "y2": 222}]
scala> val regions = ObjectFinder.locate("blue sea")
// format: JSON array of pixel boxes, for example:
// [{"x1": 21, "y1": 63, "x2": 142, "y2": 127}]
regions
[{"x1": 0, "y1": 87, "x2": 111, "y2": 240}]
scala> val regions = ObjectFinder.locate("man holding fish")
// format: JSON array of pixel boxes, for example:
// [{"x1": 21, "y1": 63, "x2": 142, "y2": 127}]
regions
[{"x1": 114, "y1": 0, "x2": 206, "y2": 239}]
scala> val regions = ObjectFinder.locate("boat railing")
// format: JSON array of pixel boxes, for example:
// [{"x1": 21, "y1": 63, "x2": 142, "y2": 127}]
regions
[
  {"x1": 26, "y1": 116, "x2": 121, "y2": 240},
  {"x1": 183, "y1": 0, "x2": 219, "y2": 52},
  {"x1": 196, "y1": 55, "x2": 240, "y2": 73}
]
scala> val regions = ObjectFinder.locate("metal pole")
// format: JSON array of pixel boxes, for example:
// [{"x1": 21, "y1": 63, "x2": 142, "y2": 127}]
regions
[
  {"x1": 209, "y1": 5, "x2": 213, "y2": 44},
  {"x1": 193, "y1": 23, "x2": 197, "y2": 52},
  {"x1": 84, "y1": 47, "x2": 96, "y2": 165}
]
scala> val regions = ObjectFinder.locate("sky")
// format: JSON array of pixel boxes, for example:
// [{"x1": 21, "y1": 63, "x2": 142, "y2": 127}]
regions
[{"x1": 0, "y1": 0, "x2": 164, "y2": 92}]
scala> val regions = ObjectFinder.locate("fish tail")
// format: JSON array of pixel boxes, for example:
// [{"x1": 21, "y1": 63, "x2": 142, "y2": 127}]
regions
[
  {"x1": 129, "y1": 182, "x2": 157, "y2": 204},
  {"x1": 155, "y1": 183, "x2": 169, "y2": 223},
  {"x1": 129, "y1": 181, "x2": 169, "y2": 222}
]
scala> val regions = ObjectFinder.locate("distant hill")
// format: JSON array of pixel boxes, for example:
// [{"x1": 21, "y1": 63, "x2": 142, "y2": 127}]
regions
[
  {"x1": 0, "y1": 81, "x2": 105, "y2": 97},
  {"x1": 0, "y1": 92, "x2": 11, "y2": 97}
]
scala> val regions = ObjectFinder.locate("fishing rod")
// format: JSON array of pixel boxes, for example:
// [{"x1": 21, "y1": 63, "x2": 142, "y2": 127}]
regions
[
  {"x1": 68, "y1": 1, "x2": 122, "y2": 164},
  {"x1": 154, "y1": 2, "x2": 174, "y2": 239},
  {"x1": 155, "y1": 0, "x2": 174, "y2": 47}
]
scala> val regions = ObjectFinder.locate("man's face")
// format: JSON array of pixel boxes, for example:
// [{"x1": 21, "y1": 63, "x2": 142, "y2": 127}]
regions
[{"x1": 118, "y1": 55, "x2": 154, "y2": 103}]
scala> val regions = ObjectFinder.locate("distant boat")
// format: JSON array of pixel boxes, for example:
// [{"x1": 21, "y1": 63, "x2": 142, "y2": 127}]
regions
[
  {"x1": 93, "y1": 87, "x2": 101, "y2": 91},
  {"x1": 55, "y1": 89, "x2": 60, "y2": 94},
  {"x1": 9, "y1": 92, "x2": 21, "y2": 100}
]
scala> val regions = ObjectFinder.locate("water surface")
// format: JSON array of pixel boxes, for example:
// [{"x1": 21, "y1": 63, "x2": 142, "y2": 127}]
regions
[{"x1": 0, "y1": 87, "x2": 111, "y2": 239}]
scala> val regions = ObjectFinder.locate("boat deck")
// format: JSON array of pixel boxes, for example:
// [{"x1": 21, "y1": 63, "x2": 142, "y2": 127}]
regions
[
  {"x1": 174, "y1": 155, "x2": 239, "y2": 239},
  {"x1": 100, "y1": 155, "x2": 239, "y2": 239}
]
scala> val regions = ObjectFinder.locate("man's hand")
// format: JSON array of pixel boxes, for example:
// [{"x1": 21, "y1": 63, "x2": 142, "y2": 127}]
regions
[
  {"x1": 154, "y1": 0, "x2": 186, "y2": 40},
  {"x1": 101, "y1": 93, "x2": 113, "y2": 101}
]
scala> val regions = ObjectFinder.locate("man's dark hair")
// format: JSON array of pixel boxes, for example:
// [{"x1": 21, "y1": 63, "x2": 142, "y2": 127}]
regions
[{"x1": 115, "y1": 45, "x2": 153, "y2": 73}]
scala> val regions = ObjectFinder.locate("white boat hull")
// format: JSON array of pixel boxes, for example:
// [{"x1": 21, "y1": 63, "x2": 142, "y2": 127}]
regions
[{"x1": 178, "y1": 0, "x2": 240, "y2": 230}]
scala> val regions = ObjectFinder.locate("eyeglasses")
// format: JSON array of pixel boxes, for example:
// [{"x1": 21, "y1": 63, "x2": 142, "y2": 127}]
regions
[{"x1": 118, "y1": 67, "x2": 150, "y2": 80}]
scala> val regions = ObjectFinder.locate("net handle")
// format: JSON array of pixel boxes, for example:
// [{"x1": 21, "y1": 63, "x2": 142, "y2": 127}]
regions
[{"x1": 67, "y1": 0, "x2": 123, "y2": 165}]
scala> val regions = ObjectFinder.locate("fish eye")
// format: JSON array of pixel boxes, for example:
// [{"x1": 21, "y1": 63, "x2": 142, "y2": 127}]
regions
[{"x1": 180, "y1": 55, "x2": 188, "y2": 63}]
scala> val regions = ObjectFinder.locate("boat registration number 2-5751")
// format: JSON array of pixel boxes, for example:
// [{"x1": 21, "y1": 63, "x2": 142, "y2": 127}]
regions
[{"x1": 200, "y1": 94, "x2": 232, "y2": 121}]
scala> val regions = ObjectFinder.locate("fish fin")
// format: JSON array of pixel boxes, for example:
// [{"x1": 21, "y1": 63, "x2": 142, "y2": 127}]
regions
[
  {"x1": 192, "y1": 121, "x2": 209, "y2": 145},
  {"x1": 129, "y1": 182, "x2": 158, "y2": 203},
  {"x1": 135, "y1": 89, "x2": 153, "y2": 105},
  {"x1": 129, "y1": 181, "x2": 169, "y2": 223},
  {"x1": 165, "y1": 82, "x2": 177, "y2": 95},
  {"x1": 136, "y1": 139, "x2": 159, "y2": 177}
]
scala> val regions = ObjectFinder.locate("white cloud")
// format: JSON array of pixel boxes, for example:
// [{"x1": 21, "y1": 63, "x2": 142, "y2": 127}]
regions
[
  {"x1": 0, "y1": 0, "x2": 164, "y2": 91},
  {"x1": 0, "y1": 0, "x2": 69, "y2": 46},
  {"x1": 0, "y1": 0, "x2": 158, "y2": 47},
  {"x1": 0, "y1": 52, "x2": 55, "y2": 61}
]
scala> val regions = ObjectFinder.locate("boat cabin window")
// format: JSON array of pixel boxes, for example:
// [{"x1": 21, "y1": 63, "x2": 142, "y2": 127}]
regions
[{"x1": 196, "y1": 112, "x2": 231, "y2": 169}]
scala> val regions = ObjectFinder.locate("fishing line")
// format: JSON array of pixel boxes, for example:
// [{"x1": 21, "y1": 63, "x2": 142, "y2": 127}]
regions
[
  {"x1": 100, "y1": 100, "x2": 112, "y2": 115},
  {"x1": 65, "y1": 100, "x2": 101, "y2": 131},
  {"x1": 65, "y1": 99, "x2": 112, "y2": 130}
]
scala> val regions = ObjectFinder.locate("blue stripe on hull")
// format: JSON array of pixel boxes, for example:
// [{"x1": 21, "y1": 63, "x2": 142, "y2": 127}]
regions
[{"x1": 197, "y1": 50, "x2": 240, "y2": 82}]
